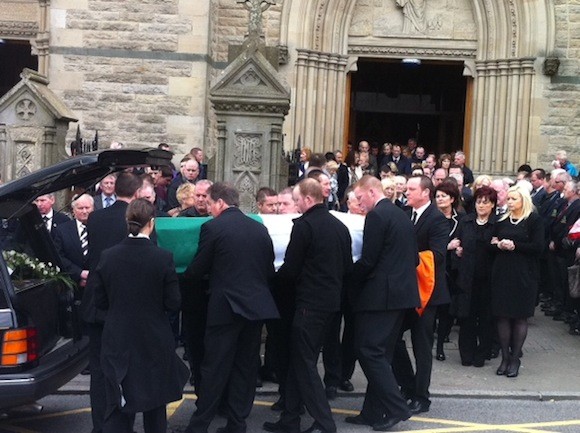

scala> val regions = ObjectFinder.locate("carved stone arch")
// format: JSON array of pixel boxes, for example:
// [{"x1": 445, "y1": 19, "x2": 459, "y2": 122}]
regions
[{"x1": 279, "y1": 0, "x2": 555, "y2": 173}]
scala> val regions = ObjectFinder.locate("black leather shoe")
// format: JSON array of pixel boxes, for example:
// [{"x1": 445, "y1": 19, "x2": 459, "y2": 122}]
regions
[
  {"x1": 263, "y1": 420, "x2": 300, "y2": 433},
  {"x1": 216, "y1": 426, "x2": 246, "y2": 433},
  {"x1": 301, "y1": 426, "x2": 331, "y2": 433},
  {"x1": 408, "y1": 399, "x2": 430, "y2": 415},
  {"x1": 344, "y1": 414, "x2": 373, "y2": 426},
  {"x1": 339, "y1": 380, "x2": 354, "y2": 392},
  {"x1": 372, "y1": 416, "x2": 405, "y2": 431},
  {"x1": 325, "y1": 386, "x2": 338, "y2": 400}
]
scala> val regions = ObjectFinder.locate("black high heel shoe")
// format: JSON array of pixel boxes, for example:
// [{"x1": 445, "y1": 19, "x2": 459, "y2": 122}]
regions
[
  {"x1": 496, "y1": 358, "x2": 509, "y2": 375},
  {"x1": 506, "y1": 358, "x2": 521, "y2": 378}
]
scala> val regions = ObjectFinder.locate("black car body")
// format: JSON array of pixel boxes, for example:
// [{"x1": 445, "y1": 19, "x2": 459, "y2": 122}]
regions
[{"x1": 0, "y1": 149, "x2": 172, "y2": 409}]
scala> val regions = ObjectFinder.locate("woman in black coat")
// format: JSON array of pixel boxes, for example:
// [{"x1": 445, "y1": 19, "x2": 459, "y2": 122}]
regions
[
  {"x1": 433, "y1": 181, "x2": 465, "y2": 361},
  {"x1": 490, "y1": 185, "x2": 544, "y2": 378},
  {"x1": 452, "y1": 186, "x2": 497, "y2": 367},
  {"x1": 94, "y1": 199, "x2": 189, "y2": 433}
]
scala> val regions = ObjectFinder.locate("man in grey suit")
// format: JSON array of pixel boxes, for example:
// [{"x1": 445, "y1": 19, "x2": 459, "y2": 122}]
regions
[{"x1": 345, "y1": 175, "x2": 420, "y2": 431}]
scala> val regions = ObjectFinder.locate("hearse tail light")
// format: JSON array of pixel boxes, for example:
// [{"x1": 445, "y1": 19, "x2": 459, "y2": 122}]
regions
[{"x1": 1, "y1": 328, "x2": 39, "y2": 366}]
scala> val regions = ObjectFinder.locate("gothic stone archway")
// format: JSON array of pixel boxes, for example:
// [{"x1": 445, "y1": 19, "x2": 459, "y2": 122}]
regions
[{"x1": 279, "y1": 0, "x2": 555, "y2": 175}]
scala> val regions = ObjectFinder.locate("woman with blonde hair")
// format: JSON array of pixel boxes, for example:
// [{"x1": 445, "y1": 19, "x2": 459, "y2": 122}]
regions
[
  {"x1": 490, "y1": 184, "x2": 543, "y2": 378},
  {"x1": 168, "y1": 183, "x2": 196, "y2": 216},
  {"x1": 381, "y1": 177, "x2": 397, "y2": 203}
]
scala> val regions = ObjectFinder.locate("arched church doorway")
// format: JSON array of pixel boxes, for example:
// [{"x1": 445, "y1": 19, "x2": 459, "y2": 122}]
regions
[
  {"x1": 347, "y1": 58, "x2": 468, "y2": 156},
  {"x1": 0, "y1": 39, "x2": 37, "y2": 97}
]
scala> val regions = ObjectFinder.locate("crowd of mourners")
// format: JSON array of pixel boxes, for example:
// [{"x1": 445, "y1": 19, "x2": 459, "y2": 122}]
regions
[{"x1": 28, "y1": 140, "x2": 580, "y2": 433}]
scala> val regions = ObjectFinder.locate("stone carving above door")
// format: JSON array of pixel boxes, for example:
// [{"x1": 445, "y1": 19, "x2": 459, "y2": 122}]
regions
[{"x1": 349, "y1": 0, "x2": 477, "y2": 41}]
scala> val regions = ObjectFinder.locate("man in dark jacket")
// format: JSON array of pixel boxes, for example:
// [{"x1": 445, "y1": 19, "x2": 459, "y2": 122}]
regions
[
  {"x1": 344, "y1": 175, "x2": 420, "y2": 431},
  {"x1": 264, "y1": 179, "x2": 352, "y2": 433},
  {"x1": 184, "y1": 183, "x2": 279, "y2": 433},
  {"x1": 393, "y1": 175, "x2": 449, "y2": 416}
]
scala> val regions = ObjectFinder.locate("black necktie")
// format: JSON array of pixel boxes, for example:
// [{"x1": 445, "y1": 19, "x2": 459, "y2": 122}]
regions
[{"x1": 411, "y1": 211, "x2": 418, "y2": 224}]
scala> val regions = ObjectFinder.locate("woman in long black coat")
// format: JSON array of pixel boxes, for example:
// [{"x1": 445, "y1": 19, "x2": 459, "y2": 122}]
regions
[
  {"x1": 452, "y1": 186, "x2": 497, "y2": 367},
  {"x1": 490, "y1": 184, "x2": 544, "y2": 378},
  {"x1": 94, "y1": 199, "x2": 189, "y2": 433}
]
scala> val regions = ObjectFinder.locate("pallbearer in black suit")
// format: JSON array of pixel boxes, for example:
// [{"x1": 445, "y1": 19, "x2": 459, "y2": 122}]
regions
[
  {"x1": 94, "y1": 199, "x2": 189, "y2": 433},
  {"x1": 183, "y1": 183, "x2": 279, "y2": 433},
  {"x1": 263, "y1": 179, "x2": 352, "y2": 433},
  {"x1": 82, "y1": 172, "x2": 144, "y2": 433},
  {"x1": 393, "y1": 175, "x2": 449, "y2": 416},
  {"x1": 344, "y1": 176, "x2": 419, "y2": 431},
  {"x1": 53, "y1": 193, "x2": 94, "y2": 289}
]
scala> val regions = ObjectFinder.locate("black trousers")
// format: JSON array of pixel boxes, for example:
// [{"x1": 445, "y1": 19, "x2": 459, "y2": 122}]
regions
[
  {"x1": 87, "y1": 322, "x2": 106, "y2": 433},
  {"x1": 182, "y1": 308, "x2": 208, "y2": 393},
  {"x1": 186, "y1": 316, "x2": 262, "y2": 433},
  {"x1": 281, "y1": 308, "x2": 337, "y2": 432},
  {"x1": 458, "y1": 281, "x2": 492, "y2": 364},
  {"x1": 355, "y1": 310, "x2": 410, "y2": 422},
  {"x1": 392, "y1": 305, "x2": 437, "y2": 403},
  {"x1": 104, "y1": 406, "x2": 166, "y2": 433}
]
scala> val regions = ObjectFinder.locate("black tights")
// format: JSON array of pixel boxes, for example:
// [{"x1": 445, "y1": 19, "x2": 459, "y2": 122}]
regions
[{"x1": 496, "y1": 316, "x2": 527, "y2": 368}]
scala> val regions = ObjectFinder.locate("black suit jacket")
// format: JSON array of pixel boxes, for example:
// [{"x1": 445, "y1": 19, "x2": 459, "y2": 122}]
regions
[
  {"x1": 409, "y1": 203, "x2": 450, "y2": 306},
  {"x1": 49, "y1": 211, "x2": 70, "y2": 234},
  {"x1": 53, "y1": 219, "x2": 88, "y2": 284},
  {"x1": 184, "y1": 207, "x2": 279, "y2": 326},
  {"x1": 82, "y1": 200, "x2": 130, "y2": 323},
  {"x1": 387, "y1": 155, "x2": 412, "y2": 175},
  {"x1": 277, "y1": 204, "x2": 353, "y2": 312},
  {"x1": 352, "y1": 199, "x2": 420, "y2": 312}
]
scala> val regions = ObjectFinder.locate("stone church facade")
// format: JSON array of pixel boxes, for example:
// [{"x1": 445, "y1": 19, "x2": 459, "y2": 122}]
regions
[{"x1": 1, "y1": 0, "x2": 578, "y2": 175}]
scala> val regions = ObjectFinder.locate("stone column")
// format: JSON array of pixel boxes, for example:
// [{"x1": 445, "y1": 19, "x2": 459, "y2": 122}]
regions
[
  {"x1": 470, "y1": 58, "x2": 536, "y2": 175},
  {"x1": 292, "y1": 49, "x2": 349, "y2": 153}
]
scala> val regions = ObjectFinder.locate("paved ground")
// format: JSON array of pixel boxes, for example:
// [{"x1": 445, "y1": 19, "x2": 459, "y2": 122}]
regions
[{"x1": 62, "y1": 306, "x2": 580, "y2": 400}]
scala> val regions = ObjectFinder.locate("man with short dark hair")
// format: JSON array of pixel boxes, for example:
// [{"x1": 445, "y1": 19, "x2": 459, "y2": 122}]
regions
[
  {"x1": 530, "y1": 169, "x2": 547, "y2": 207},
  {"x1": 393, "y1": 175, "x2": 449, "y2": 417},
  {"x1": 256, "y1": 187, "x2": 279, "y2": 214},
  {"x1": 264, "y1": 179, "x2": 352, "y2": 433},
  {"x1": 184, "y1": 183, "x2": 279, "y2": 433}
]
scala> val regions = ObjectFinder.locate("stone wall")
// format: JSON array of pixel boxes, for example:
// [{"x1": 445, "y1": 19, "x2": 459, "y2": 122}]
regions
[
  {"x1": 49, "y1": 0, "x2": 210, "y2": 155},
  {"x1": 538, "y1": 0, "x2": 580, "y2": 169}
]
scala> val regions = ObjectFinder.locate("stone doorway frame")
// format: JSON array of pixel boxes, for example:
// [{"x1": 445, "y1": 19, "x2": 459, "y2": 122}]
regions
[{"x1": 278, "y1": 0, "x2": 555, "y2": 175}]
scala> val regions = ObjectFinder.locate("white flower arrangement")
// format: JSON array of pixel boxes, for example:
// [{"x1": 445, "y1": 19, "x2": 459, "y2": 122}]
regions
[{"x1": 2, "y1": 250, "x2": 75, "y2": 291}]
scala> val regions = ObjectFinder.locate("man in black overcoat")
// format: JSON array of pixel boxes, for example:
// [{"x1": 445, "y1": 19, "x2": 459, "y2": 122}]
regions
[
  {"x1": 263, "y1": 179, "x2": 352, "y2": 433},
  {"x1": 344, "y1": 175, "x2": 420, "y2": 431},
  {"x1": 393, "y1": 175, "x2": 449, "y2": 416},
  {"x1": 82, "y1": 172, "x2": 143, "y2": 433},
  {"x1": 183, "y1": 183, "x2": 279, "y2": 433}
]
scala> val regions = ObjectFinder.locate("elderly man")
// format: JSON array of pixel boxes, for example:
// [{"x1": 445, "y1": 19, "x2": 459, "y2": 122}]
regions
[
  {"x1": 453, "y1": 151, "x2": 474, "y2": 185},
  {"x1": 53, "y1": 194, "x2": 94, "y2": 288},
  {"x1": 264, "y1": 179, "x2": 352, "y2": 433},
  {"x1": 345, "y1": 175, "x2": 419, "y2": 431},
  {"x1": 93, "y1": 174, "x2": 117, "y2": 210},
  {"x1": 34, "y1": 193, "x2": 70, "y2": 234},
  {"x1": 167, "y1": 158, "x2": 200, "y2": 210}
]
